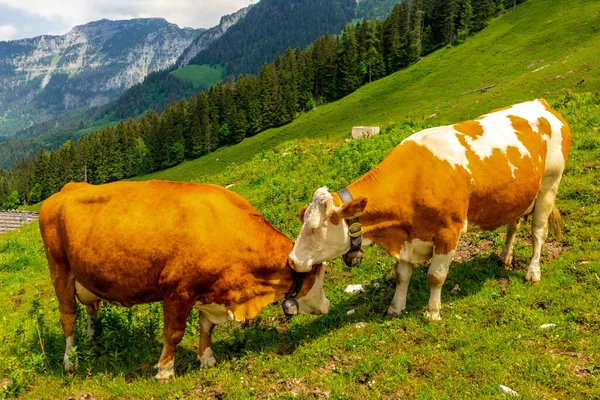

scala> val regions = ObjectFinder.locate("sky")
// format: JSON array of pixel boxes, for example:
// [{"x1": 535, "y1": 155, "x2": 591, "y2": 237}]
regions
[{"x1": 0, "y1": 0, "x2": 254, "y2": 41}]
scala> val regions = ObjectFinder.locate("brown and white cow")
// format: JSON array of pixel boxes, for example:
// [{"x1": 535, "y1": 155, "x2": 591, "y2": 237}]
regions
[
  {"x1": 288, "y1": 99, "x2": 571, "y2": 320},
  {"x1": 39, "y1": 180, "x2": 329, "y2": 381}
]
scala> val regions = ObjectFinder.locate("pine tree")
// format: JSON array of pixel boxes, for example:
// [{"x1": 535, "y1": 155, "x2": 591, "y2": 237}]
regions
[
  {"x1": 360, "y1": 20, "x2": 386, "y2": 83},
  {"x1": 259, "y1": 63, "x2": 283, "y2": 128},
  {"x1": 458, "y1": 0, "x2": 474, "y2": 41},
  {"x1": 160, "y1": 101, "x2": 186, "y2": 168},
  {"x1": 189, "y1": 93, "x2": 210, "y2": 158},
  {"x1": 407, "y1": 0, "x2": 426, "y2": 61},
  {"x1": 295, "y1": 47, "x2": 315, "y2": 111},
  {"x1": 336, "y1": 24, "x2": 360, "y2": 97},
  {"x1": 312, "y1": 34, "x2": 338, "y2": 103},
  {"x1": 441, "y1": 0, "x2": 460, "y2": 45},
  {"x1": 384, "y1": 4, "x2": 407, "y2": 73},
  {"x1": 278, "y1": 48, "x2": 299, "y2": 123},
  {"x1": 230, "y1": 107, "x2": 248, "y2": 144},
  {"x1": 205, "y1": 120, "x2": 219, "y2": 153},
  {"x1": 472, "y1": 0, "x2": 495, "y2": 32}
]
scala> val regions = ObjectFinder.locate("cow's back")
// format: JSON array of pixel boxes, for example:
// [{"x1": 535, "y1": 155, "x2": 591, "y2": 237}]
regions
[
  {"x1": 465, "y1": 99, "x2": 570, "y2": 229},
  {"x1": 39, "y1": 180, "x2": 291, "y2": 305},
  {"x1": 397, "y1": 99, "x2": 571, "y2": 231}
]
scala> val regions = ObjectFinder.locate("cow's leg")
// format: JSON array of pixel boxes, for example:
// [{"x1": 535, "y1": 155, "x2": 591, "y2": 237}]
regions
[
  {"x1": 526, "y1": 184, "x2": 559, "y2": 282},
  {"x1": 85, "y1": 302, "x2": 101, "y2": 341},
  {"x1": 155, "y1": 296, "x2": 193, "y2": 382},
  {"x1": 48, "y1": 256, "x2": 78, "y2": 372},
  {"x1": 500, "y1": 219, "x2": 521, "y2": 268},
  {"x1": 198, "y1": 312, "x2": 216, "y2": 368},
  {"x1": 75, "y1": 281, "x2": 101, "y2": 341},
  {"x1": 387, "y1": 260, "x2": 414, "y2": 316},
  {"x1": 426, "y1": 249, "x2": 456, "y2": 321}
]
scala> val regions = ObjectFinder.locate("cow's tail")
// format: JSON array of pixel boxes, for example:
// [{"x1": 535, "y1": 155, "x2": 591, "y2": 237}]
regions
[{"x1": 548, "y1": 203, "x2": 563, "y2": 241}]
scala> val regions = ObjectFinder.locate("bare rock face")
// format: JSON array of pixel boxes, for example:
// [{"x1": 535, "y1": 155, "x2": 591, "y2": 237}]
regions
[
  {"x1": 176, "y1": 5, "x2": 253, "y2": 68},
  {"x1": 0, "y1": 18, "x2": 203, "y2": 135}
]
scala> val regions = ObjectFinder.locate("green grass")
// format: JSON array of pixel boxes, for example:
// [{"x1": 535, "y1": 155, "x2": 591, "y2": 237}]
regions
[
  {"x1": 170, "y1": 64, "x2": 225, "y2": 89},
  {"x1": 2, "y1": 0, "x2": 600, "y2": 398},
  {"x1": 1, "y1": 92, "x2": 599, "y2": 399}
]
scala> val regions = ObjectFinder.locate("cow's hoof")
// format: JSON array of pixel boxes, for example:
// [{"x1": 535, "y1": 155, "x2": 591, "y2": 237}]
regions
[
  {"x1": 154, "y1": 360, "x2": 175, "y2": 383},
  {"x1": 64, "y1": 358, "x2": 78, "y2": 373},
  {"x1": 198, "y1": 348, "x2": 216, "y2": 368},
  {"x1": 386, "y1": 307, "x2": 404, "y2": 317},
  {"x1": 424, "y1": 310, "x2": 442, "y2": 321},
  {"x1": 155, "y1": 373, "x2": 175, "y2": 383},
  {"x1": 525, "y1": 271, "x2": 541, "y2": 283},
  {"x1": 64, "y1": 361, "x2": 74, "y2": 373},
  {"x1": 199, "y1": 355, "x2": 216, "y2": 369}
]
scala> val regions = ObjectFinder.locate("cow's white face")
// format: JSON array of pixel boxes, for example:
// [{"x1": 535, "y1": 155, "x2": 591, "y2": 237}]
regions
[
  {"x1": 289, "y1": 187, "x2": 367, "y2": 272},
  {"x1": 296, "y1": 262, "x2": 329, "y2": 315}
]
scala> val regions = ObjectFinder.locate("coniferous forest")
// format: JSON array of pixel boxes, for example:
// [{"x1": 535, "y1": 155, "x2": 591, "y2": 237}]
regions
[{"x1": 0, "y1": 0, "x2": 525, "y2": 209}]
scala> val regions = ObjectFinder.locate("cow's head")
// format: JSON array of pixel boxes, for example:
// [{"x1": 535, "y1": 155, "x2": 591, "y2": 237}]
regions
[
  {"x1": 283, "y1": 262, "x2": 330, "y2": 316},
  {"x1": 288, "y1": 187, "x2": 368, "y2": 272}
]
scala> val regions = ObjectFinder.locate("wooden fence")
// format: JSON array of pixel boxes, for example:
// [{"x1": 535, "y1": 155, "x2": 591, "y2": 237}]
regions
[{"x1": 0, "y1": 211, "x2": 39, "y2": 235}]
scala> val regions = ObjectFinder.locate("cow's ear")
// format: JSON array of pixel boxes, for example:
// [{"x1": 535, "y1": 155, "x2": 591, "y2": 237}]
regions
[
  {"x1": 333, "y1": 197, "x2": 368, "y2": 223},
  {"x1": 298, "y1": 206, "x2": 309, "y2": 222}
]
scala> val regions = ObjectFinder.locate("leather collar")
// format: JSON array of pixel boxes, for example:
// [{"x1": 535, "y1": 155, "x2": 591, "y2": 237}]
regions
[{"x1": 337, "y1": 188, "x2": 364, "y2": 267}]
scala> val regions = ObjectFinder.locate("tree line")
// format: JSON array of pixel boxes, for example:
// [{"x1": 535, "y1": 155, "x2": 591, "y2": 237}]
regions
[{"x1": 0, "y1": 0, "x2": 525, "y2": 209}]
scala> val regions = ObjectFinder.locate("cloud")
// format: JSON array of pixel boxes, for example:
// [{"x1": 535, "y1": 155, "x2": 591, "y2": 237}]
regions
[
  {"x1": 0, "y1": 24, "x2": 17, "y2": 41},
  {"x1": 0, "y1": 0, "x2": 253, "y2": 35}
]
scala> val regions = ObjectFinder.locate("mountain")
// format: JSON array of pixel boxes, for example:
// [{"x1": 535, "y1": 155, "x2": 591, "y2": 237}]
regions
[
  {"x1": 0, "y1": 0, "x2": 398, "y2": 168},
  {"x1": 101, "y1": 0, "x2": 399, "y2": 119},
  {"x1": 176, "y1": 5, "x2": 253, "y2": 69},
  {"x1": 0, "y1": 18, "x2": 203, "y2": 137},
  {"x1": 189, "y1": 0, "x2": 359, "y2": 76}
]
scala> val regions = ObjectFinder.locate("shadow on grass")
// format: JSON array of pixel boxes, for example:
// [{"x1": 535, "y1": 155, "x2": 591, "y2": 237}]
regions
[
  {"x1": 208, "y1": 251, "x2": 528, "y2": 366},
  {"x1": 28, "y1": 252, "x2": 528, "y2": 381}
]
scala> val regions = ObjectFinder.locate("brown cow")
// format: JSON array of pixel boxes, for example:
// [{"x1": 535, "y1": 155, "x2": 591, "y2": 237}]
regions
[
  {"x1": 289, "y1": 99, "x2": 571, "y2": 320},
  {"x1": 39, "y1": 181, "x2": 329, "y2": 381}
]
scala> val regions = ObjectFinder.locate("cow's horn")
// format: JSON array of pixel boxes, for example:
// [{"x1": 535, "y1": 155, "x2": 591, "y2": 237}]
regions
[{"x1": 282, "y1": 298, "x2": 299, "y2": 317}]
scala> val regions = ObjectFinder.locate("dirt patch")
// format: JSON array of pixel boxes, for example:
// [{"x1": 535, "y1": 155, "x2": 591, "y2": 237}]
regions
[
  {"x1": 574, "y1": 365, "x2": 593, "y2": 379},
  {"x1": 543, "y1": 241, "x2": 571, "y2": 261},
  {"x1": 280, "y1": 378, "x2": 330, "y2": 398},
  {"x1": 10, "y1": 296, "x2": 21, "y2": 307},
  {"x1": 188, "y1": 384, "x2": 225, "y2": 399},
  {"x1": 64, "y1": 393, "x2": 96, "y2": 400},
  {"x1": 453, "y1": 235, "x2": 494, "y2": 263},
  {"x1": 453, "y1": 233, "x2": 569, "y2": 264}
]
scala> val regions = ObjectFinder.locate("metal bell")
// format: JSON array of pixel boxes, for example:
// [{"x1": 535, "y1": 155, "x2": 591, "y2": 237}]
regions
[
  {"x1": 282, "y1": 298, "x2": 299, "y2": 317},
  {"x1": 342, "y1": 249, "x2": 364, "y2": 267}
]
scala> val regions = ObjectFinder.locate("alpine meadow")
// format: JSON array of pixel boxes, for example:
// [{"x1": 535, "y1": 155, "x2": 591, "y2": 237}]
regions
[{"x1": 1, "y1": 0, "x2": 599, "y2": 399}]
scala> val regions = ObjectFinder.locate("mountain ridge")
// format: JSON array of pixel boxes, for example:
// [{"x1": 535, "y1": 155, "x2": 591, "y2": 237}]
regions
[
  {"x1": 0, "y1": 18, "x2": 204, "y2": 136},
  {"x1": 176, "y1": 6, "x2": 253, "y2": 69}
]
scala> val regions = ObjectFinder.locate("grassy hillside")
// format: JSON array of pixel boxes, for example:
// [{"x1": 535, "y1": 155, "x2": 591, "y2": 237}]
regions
[
  {"x1": 138, "y1": 0, "x2": 600, "y2": 182},
  {"x1": 170, "y1": 64, "x2": 225, "y2": 89},
  {"x1": 0, "y1": 92, "x2": 598, "y2": 399},
  {"x1": 1, "y1": 0, "x2": 599, "y2": 398}
]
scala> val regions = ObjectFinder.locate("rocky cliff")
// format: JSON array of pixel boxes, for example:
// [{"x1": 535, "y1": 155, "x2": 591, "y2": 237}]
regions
[{"x1": 0, "y1": 18, "x2": 203, "y2": 136}]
